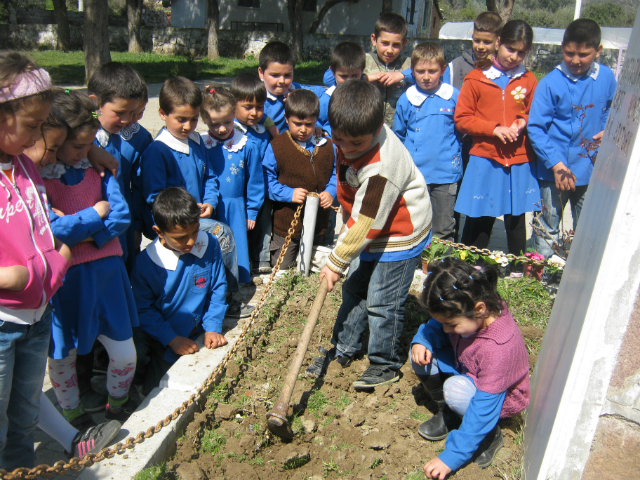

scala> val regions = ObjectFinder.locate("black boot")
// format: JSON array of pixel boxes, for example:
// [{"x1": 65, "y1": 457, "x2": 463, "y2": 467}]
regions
[
  {"x1": 474, "y1": 425, "x2": 504, "y2": 468},
  {"x1": 416, "y1": 375, "x2": 460, "y2": 441}
]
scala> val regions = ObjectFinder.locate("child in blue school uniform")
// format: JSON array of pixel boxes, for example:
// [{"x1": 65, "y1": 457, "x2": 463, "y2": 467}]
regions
[
  {"x1": 200, "y1": 85, "x2": 264, "y2": 284},
  {"x1": 131, "y1": 187, "x2": 228, "y2": 395},
  {"x1": 42, "y1": 89, "x2": 138, "y2": 424},
  {"x1": 393, "y1": 42, "x2": 462, "y2": 243},
  {"x1": 528, "y1": 19, "x2": 617, "y2": 258}
]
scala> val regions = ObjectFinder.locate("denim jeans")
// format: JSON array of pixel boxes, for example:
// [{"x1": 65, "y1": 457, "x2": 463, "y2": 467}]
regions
[
  {"x1": 0, "y1": 309, "x2": 52, "y2": 470},
  {"x1": 331, "y1": 254, "x2": 418, "y2": 370},
  {"x1": 531, "y1": 180, "x2": 588, "y2": 259},
  {"x1": 428, "y1": 182, "x2": 458, "y2": 242},
  {"x1": 199, "y1": 218, "x2": 239, "y2": 292}
]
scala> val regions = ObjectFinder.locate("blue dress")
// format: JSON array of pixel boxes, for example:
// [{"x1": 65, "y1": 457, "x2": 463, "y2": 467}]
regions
[{"x1": 201, "y1": 128, "x2": 264, "y2": 283}]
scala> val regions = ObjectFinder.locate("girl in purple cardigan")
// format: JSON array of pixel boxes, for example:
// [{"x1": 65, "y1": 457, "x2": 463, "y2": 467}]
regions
[{"x1": 411, "y1": 257, "x2": 530, "y2": 479}]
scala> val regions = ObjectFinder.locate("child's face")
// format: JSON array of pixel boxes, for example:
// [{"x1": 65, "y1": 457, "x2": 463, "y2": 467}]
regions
[
  {"x1": 160, "y1": 105, "x2": 200, "y2": 140},
  {"x1": 471, "y1": 31, "x2": 499, "y2": 60},
  {"x1": 562, "y1": 42, "x2": 602, "y2": 77},
  {"x1": 153, "y1": 221, "x2": 200, "y2": 254},
  {"x1": 124, "y1": 99, "x2": 148, "y2": 128},
  {"x1": 258, "y1": 62, "x2": 294, "y2": 97},
  {"x1": 205, "y1": 105, "x2": 236, "y2": 140},
  {"x1": 57, "y1": 127, "x2": 98, "y2": 167},
  {"x1": 413, "y1": 60, "x2": 446, "y2": 91},
  {"x1": 332, "y1": 126, "x2": 382, "y2": 158},
  {"x1": 286, "y1": 115, "x2": 317, "y2": 143},
  {"x1": 333, "y1": 67, "x2": 363, "y2": 84},
  {"x1": 432, "y1": 312, "x2": 485, "y2": 336},
  {"x1": 235, "y1": 98, "x2": 264, "y2": 127},
  {"x1": 98, "y1": 97, "x2": 140, "y2": 134},
  {"x1": 23, "y1": 126, "x2": 67, "y2": 170},
  {"x1": 371, "y1": 31, "x2": 407, "y2": 65},
  {"x1": 0, "y1": 100, "x2": 51, "y2": 158},
  {"x1": 496, "y1": 41, "x2": 528, "y2": 70}
]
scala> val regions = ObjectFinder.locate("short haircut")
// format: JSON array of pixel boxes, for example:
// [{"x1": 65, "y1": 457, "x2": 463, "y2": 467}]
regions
[
  {"x1": 284, "y1": 89, "x2": 319, "y2": 119},
  {"x1": 0, "y1": 51, "x2": 53, "y2": 115},
  {"x1": 328, "y1": 80, "x2": 384, "y2": 137},
  {"x1": 330, "y1": 41, "x2": 366, "y2": 72},
  {"x1": 474, "y1": 11, "x2": 503, "y2": 35},
  {"x1": 52, "y1": 88, "x2": 101, "y2": 137},
  {"x1": 259, "y1": 41, "x2": 296, "y2": 71},
  {"x1": 87, "y1": 62, "x2": 147, "y2": 106},
  {"x1": 201, "y1": 84, "x2": 237, "y2": 124},
  {"x1": 230, "y1": 73, "x2": 267, "y2": 104},
  {"x1": 159, "y1": 76, "x2": 202, "y2": 114},
  {"x1": 374, "y1": 13, "x2": 408, "y2": 40},
  {"x1": 411, "y1": 42, "x2": 446, "y2": 69},
  {"x1": 152, "y1": 187, "x2": 201, "y2": 232},
  {"x1": 563, "y1": 18, "x2": 601, "y2": 48}
]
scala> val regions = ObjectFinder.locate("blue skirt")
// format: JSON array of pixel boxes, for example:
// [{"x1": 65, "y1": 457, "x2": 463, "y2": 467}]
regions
[
  {"x1": 455, "y1": 155, "x2": 541, "y2": 217},
  {"x1": 216, "y1": 196, "x2": 251, "y2": 284},
  {"x1": 49, "y1": 256, "x2": 139, "y2": 359}
]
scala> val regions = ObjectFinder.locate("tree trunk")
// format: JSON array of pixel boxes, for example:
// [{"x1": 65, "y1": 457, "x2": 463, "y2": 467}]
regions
[
  {"x1": 381, "y1": 0, "x2": 393, "y2": 13},
  {"x1": 207, "y1": 0, "x2": 220, "y2": 60},
  {"x1": 52, "y1": 0, "x2": 70, "y2": 51},
  {"x1": 127, "y1": 0, "x2": 144, "y2": 53},
  {"x1": 288, "y1": 0, "x2": 305, "y2": 62},
  {"x1": 486, "y1": 0, "x2": 514, "y2": 23},
  {"x1": 83, "y1": 0, "x2": 111, "y2": 84},
  {"x1": 309, "y1": 0, "x2": 358, "y2": 33}
]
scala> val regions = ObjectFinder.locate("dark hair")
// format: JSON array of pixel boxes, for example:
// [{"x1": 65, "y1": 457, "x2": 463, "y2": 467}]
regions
[
  {"x1": 421, "y1": 257, "x2": 504, "y2": 319},
  {"x1": 87, "y1": 62, "x2": 147, "y2": 106},
  {"x1": 45, "y1": 100, "x2": 70, "y2": 132},
  {"x1": 159, "y1": 76, "x2": 202, "y2": 114},
  {"x1": 411, "y1": 42, "x2": 446, "y2": 69},
  {"x1": 259, "y1": 41, "x2": 296, "y2": 71},
  {"x1": 53, "y1": 88, "x2": 100, "y2": 138},
  {"x1": 201, "y1": 84, "x2": 237, "y2": 124},
  {"x1": 563, "y1": 18, "x2": 601, "y2": 49},
  {"x1": 284, "y1": 89, "x2": 319, "y2": 119},
  {"x1": 474, "y1": 11, "x2": 503, "y2": 35},
  {"x1": 476, "y1": 19, "x2": 533, "y2": 69},
  {"x1": 152, "y1": 187, "x2": 201, "y2": 232},
  {"x1": 0, "y1": 51, "x2": 53, "y2": 115},
  {"x1": 330, "y1": 42, "x2": 366, "y2": 72},
  {"x1": 328, "y1": 80, "x2": 384, "y2": 137},
  {"x1": 374, "y1": 13, "x2": 408, "y2": 40},
  {"x1": 230, "y1": 73, "x2": 267, "y2": 104}
]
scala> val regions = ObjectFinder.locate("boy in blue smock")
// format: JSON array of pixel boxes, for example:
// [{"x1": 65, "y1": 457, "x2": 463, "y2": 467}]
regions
[
  {"x1": 131, "y1": 187, "x2": 227, "y2": 395},
  {"x1": 528, "y1": 19, "x2": 617, "y2": 258},
  {"x1": 393, "y1": 43, "x2": 462, "y2": 242}
]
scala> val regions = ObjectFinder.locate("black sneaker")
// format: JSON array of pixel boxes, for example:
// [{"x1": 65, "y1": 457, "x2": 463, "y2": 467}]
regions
[
  {"x1": 68, "y1": 420, "x2": 121, "y2": 458},
  {"x1": 352, "y1": 365, "x2": 400, "y2": 390},
  {"x1": 104, "y1": 396, "x2": 139, "y2": 423},
  {"x1": 252, "y1": 262, "x2": 272, "y2": 274},
  {"x1": 336, "y1": 354, "x2": 353, "y2": 368},
  {"x1": 79, "y1": 389, "x2": 108, "y2": 413},
  {"x1": 227, "y1": 298, "x2": 255, "y2": 319}
]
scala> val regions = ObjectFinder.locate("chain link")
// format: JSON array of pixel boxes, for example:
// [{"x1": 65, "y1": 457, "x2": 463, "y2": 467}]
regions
[
  {"x1": 0, "y1": 205, "x2": 304, "y2": 480},
  {"x1": 432, "y1": 238, "x2": 556, "y2": 267}
]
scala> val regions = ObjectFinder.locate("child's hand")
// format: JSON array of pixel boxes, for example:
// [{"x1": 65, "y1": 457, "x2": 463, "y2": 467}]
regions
[
  {"x1": 292, "y1": 188, "x2": 308, "y2": 204},
  {"x1": 320, "y1": 265, "x2": 341, "y2": 293},
  {"x1": 378, "y1": 71, "x2": 404, "y2": 86},
  {"x1": 509, "y1": 118, "x2": 526, "y2": 137},
  {"x1": 552, "y1": 162, "x2": 577, "y2": 191},
  {"x1": 0, "y1": 265, "x2": 30, "y2": 291},
  {"x1": 205, "y1": 332, "x2": 228, "y2": 349},
  {"x1": 93, "y1": 200, "x2": 111, "y2": 219},
  {"x1": 168, "y1": 336, "x2": 200, "y2": 355},
  {"x1": 198, "y1": 203, "x2": 214, "y2": 218},
  {"x1": 366, "y1": 72, "x2": 384, "y2": 83},
  {"x1": 51, "y1": 207, "x2": 65, "y2": 217},
  {"x1": 319, "y1": 191, "x2": 333, "y2": 209},
  {"x1": 424, "y1": 457, "x2": 452, "y2": 480},
  {"x1": 88, "y1": 144, "x2": 119, "y2": 178},
  {"x1": 411, "y1": 344, "x2": 432, "y2": 366},
  {"x1": 247, "y1": 219, "x2": 256, "y2": 231},
  {"x1": 268, "y1": 124, "x2": 280, "y2": 138},
  {"x1": 493, "y1": 126, "x2": 519, "y2": 144},
  {"x1": 314, "y1": 126, "x2": 324, "y2": 138},
  {"x1": 593, "y1": 130, "x2": 604, "y2": 142}
]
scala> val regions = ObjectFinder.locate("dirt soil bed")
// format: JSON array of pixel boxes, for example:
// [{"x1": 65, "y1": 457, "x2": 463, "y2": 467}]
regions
[{"x1": 161, "y1": 272, "x2": 551, "y2": 480}]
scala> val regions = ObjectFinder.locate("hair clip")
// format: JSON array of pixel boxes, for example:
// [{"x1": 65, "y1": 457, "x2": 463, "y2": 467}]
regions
[
  {"x1": 453, "y1": 285, "x2": 458, "y2": 290},
  {"x1": 439, "y1": 296, "x2": 444, "y2": 301},
  {"x1": 209, "y1": 88, "x2": 216, "y2": 93},
  {"x1": 92, "y1": 110, "x2": 101, "y2": 118},
  {"x1": 469, "y1": 275, "x2": 473, "y2": 280},
  {"x1": 64, "y1": 88, "x2": 71, "y2": 94}
]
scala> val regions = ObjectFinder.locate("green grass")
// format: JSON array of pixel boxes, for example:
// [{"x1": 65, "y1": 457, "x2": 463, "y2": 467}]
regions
[
  {"x1": 200, "y1": 430, "x2": 227, "y2": 455},
  {"x1": 133, "y1": 463, "x2": 169, "y2": 480},
  {"x1": 307, "y1": 390, "x2": 330, "y2": 414},
  {"x1": 409, "y1": 407, "x2": 430, "y2": 422},
  {"x1": 498, "y1": 277, "x2": 553, "y2": 330},
  {"x1": 406, "y1": 471, "x2": 425, "y2": 480}
]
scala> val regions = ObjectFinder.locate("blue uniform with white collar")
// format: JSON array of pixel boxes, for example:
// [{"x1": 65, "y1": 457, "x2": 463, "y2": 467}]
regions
[
  {"x1": 264, "y1": 83, "x2": 326, "y2": 132},
  {"x1": 235, "y1": 120, "x2": 271, "y2": 159}
]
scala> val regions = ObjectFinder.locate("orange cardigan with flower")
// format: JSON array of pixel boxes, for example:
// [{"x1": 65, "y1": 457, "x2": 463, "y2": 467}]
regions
[{"x1": 454, "y1": 68, "x2": 538, "y2": 166}]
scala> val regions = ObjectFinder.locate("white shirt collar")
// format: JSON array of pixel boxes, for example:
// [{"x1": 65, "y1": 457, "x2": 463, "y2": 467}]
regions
[
  {"x1": 120, "y1": 123, "x2": 141, "y2": 141},
  {"x1": 557, "y1": 62, "x2": 600, "y2": 82},
  {"x1": 266, "y1": 84, "x2": 297, "y2": 101},
  {"x1": 155, "y1": 128, "x2": 201, "y2": 154},
  {"x1": 234, "y1": 120, "x2": 266, "y2": 135},
  {"x1": 325, "y1": 85, "x2": 336, "y2": 97},
  {"x1": 483, "y1": 63, "x2": 527, "y2": 81},
  {"x1": 40, "y1": 159, "x2": 91, "y2": 179},
  {"x1": 146, "y1": 230, "x2": 209, "y2": 271},
  {"x1": 406, "y1": 83, "x2": 454, "y2": 106},
  {"x1": 95, "y1": 128, "x2": 111, "y2": 148},
  {"x1": 201, "y1": 127, "x2": 248, "y2": 152},
  {"x1": 295, "y1": 135, "x2": 328, "y2": 148}
]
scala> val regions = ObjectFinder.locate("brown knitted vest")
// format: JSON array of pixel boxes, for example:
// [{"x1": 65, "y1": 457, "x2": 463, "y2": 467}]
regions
[{"x1": 270, "y1": 132, "x2": 335, "y2": 238}]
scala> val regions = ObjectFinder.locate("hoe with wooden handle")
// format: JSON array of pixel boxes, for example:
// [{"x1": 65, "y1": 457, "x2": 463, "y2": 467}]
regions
[{"x1": 267, "y1": 277, "x2": 329, "y2": 440}]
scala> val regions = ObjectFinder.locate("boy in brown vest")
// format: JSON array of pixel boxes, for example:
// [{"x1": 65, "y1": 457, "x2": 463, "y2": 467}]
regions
[{"x1": 262, "y1": 89, "x2": 337, "y2": 270}]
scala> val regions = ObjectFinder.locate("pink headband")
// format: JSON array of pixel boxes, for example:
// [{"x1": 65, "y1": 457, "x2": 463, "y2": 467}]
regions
[{"x1": 0, "y1": 68, "x2": 52, "y2": 104}]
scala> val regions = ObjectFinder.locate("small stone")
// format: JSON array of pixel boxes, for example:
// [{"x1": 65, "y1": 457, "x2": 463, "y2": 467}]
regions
[
  {"x1": 363, "y1": 395, "x2": 379, "y2": 408},
  {"x1": 215, "y1": 404, "x2": 238, "y2": 420},
  {"x1": 266, "y1": 347, "x2": 277, "y2": 354},
  {"x1": 252, "y1": 276, "x2": 263, "y2": 285},
  {"x1": 364, "y1": 432, "x2": 391, "y2": 450},
  {"x1": 176, "y1": 463, "x2": 206, "y2": 480},
  {"x1": 350, "y1": 414, "x2": 365, "y2": 427},
  {"x1": 302, "y1": 416, "x2": 316, "y2": 433}
]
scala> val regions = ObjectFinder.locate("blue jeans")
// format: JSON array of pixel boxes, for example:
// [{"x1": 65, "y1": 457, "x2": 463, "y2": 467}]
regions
[
  {"x1": 331, "y1": 255, "x2": 418, "y2": 370},
  {"x1": 0, "y1": 309, "x2": 52, "y2": 470},
  {"x1": 531, "y1": 180, "x2": 588, "y2": 259},
  {"x1": 200, "y1": 218, "x2": 239, "y2": 292}
]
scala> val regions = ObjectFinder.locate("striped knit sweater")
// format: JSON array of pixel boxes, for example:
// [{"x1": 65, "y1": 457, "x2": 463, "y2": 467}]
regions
[{"x1": 327, "y1": 125, "x2": 432, "y2": 274}]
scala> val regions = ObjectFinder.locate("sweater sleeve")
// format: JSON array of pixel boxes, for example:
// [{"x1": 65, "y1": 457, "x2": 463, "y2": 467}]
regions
[
  {"x1": 91, "y1": 172, "x2": 132, "y2": 248},
  {"x1": 411, "y1": 319, "x2": 451, "y2": 351},
  {"x1": 527, "y1": 79, "x2": 563, "y2": 171},
  {"x1": 201, "y1": 239, "x2": 228, "y2": 334},
  {"x1": 244, "y1": 141, "x2": 265, "y2": 222},
  {"x1": 49, "y1": 205, "x2": 104, "y2": 248},
  {"x1": 454, "y1": 80, "x2": 500, "y2": 137},
  {"x1": 263, "y1": 144, "x2": 295, "y2": 202}
]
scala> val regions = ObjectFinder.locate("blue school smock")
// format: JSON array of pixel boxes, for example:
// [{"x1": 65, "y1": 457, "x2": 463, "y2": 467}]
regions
[
  {"x1": 528, "y1": 63, "x2": 616, "y2": 186},
  {"x1": 141, "y1": 129, "x2": 219, "y2": 239},
  {"x1": 393, "y1": 83, "x2": 463, "y2": 185},
  {"x1": 201, "y1": 128, "x2": 264, "y2": 284},
  {"x1": 131, "y1": 231, "x2": 227, "y2": 363},
  {"x1": 264, "y1": 83, "x2": 326, "y2": 132},
  {"x1": 235, "y1": 120, "x2": 271, "y2": 159},
  {"x1": 119, "y1": 123, "x2": 153, "y2": 232},
  {"x1": 317, "y1": 86, "x2": 335, "y2": 137},
  {"x1": 46, "y1": 166, "x2": 138, "y2": 359}
]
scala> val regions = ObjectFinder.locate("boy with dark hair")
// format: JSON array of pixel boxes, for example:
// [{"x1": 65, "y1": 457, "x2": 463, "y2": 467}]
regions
[
  {"x1": 528, "y1": 18, "x2": 616, "y2": 259},
  {"x1": 262, "y1": 89, "x2": 337, "y2": 269},
  {"x1": 393, "y1": 42, "x2": 462, "y2": 243},
  {"x1": 310, "y1": 80, "x2": 432, "y2": 389},
  {"x1": 131, "y1": 187, "x2": 227, "y2": 395}
]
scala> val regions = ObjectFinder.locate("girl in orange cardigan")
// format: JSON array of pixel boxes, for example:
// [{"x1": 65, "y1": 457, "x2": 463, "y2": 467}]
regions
[{"x1": 453, "y1": 20, "x2": 540, "y2": 258}]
